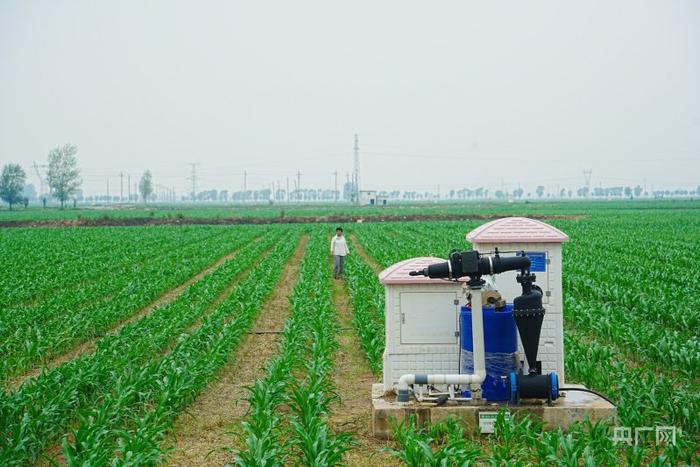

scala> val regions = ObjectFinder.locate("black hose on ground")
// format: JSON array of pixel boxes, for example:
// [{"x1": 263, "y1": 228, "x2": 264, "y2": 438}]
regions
[{"x1": 559, "y1": 387, "x2": 616, "y2": 407}]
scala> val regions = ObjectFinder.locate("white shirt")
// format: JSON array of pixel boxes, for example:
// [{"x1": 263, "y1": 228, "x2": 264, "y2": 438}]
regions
[{"x1": 331, "y1": 235, "x2": 349, "y2": 256}]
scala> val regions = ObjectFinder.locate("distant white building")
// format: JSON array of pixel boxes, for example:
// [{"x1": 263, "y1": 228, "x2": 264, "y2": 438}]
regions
[{"x1": 359, "y1": 190, "x2": 388, "y2": 206}]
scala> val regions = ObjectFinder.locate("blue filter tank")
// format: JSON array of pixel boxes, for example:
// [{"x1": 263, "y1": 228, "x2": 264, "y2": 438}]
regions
[{"x1": 460, "y1": 304, "x2": 519, "y2": 401}]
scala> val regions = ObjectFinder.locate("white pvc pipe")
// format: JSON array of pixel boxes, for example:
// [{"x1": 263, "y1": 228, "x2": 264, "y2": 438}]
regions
[
  {"x1": 396, "y1": 287, "x2": 487, "y2": 403},
  {"x1": 470, "y1": 288, "x2": 487, "y2": 385}
]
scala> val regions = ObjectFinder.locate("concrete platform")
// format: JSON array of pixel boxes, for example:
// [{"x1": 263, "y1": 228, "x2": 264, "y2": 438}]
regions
[{"x1": 371, "y1": 383, "x2": 616, "y2": 439}]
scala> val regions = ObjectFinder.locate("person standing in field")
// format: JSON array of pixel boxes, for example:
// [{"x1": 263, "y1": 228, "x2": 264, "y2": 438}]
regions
[{"x1": 331, "y1": 227, "x2": 350, "y2": 279}]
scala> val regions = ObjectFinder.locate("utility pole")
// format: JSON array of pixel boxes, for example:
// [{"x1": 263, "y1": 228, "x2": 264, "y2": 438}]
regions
[
  {"x1": 120, "y1": 172, "x2": 124, "y2": 203},
  {"x1": 127, "y1": 174, "x2": 131, "y2": 203},
  {"x1": 353, "y1": 134, "x2": 360, "y2": 204},
  {"x1": 296, "y1": 170, "x2": 301, "y2": 203},
  {"x1": 333, "y1": 171, "x2": 338, "y2": 203},
  {"x1": 583, "y1": 169, "x2": 592, "y2": 197},
  {"x1": 243, "y1": 170, "x2": 247, "y2": 203},
  {"x1": 188, "y1": 163, "x2": 199, "y2": 202}
]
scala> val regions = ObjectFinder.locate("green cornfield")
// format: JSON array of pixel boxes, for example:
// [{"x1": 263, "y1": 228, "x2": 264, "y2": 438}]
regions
[{"x1": 1, "y1": 201, "x2": 698, "y2": 466}]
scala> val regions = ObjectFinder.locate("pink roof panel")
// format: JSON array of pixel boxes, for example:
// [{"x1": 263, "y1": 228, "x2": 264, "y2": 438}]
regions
[
  {"x1": 466, "y1": 217, "x2": 569, "y2": 244},
  {"x1": 379, "y1": 257, "x2": 466, "y2": 285}
]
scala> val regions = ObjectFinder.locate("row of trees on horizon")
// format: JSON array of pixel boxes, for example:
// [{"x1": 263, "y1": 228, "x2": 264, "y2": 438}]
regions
[
  {"x1": 2, "y1": 146, "x2": 699, "y2": 208},
  {"x1": 0, "y1": 144, "x2": 155, "y2": 210}
]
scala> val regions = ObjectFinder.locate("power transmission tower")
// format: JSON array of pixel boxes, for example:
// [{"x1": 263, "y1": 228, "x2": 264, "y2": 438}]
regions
[
  {"x1": 583, "y1": 169, "x2": 592, "y2": 197},
  {"x1": 32, "y1": 162, "x2": 48, "y2": 198},
  {"x1": 188, "y1": 163, "x2": 199, "y2": 201},
  {"x1": 353, "y1": 134, "x2": 360, "y2": 204}
]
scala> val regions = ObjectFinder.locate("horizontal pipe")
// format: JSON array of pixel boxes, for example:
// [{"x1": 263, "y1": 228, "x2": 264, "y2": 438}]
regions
[{"x1": 397, "y1": 372, "x2": 486, "y2": 402}]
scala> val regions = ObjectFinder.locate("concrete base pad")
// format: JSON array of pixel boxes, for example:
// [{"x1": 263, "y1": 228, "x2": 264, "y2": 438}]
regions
[{"x1": 371, "y1": 383, "x2": 616, "y2": 439}]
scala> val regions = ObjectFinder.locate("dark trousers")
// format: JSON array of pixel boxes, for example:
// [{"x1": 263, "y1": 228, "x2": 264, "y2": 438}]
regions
[{"x1": 333, "y1": 255, "x2": 345, "y2": 278}]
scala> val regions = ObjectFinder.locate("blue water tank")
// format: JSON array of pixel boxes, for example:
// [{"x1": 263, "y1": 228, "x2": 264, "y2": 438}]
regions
[{"x1": 460, "y1": 304, "x2": 519, "y2": 401}]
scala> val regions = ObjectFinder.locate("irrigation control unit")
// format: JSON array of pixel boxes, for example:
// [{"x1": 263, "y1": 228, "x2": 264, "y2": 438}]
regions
[{"x1": 371, "y1": 217, "x2": 617, "y2": 438}]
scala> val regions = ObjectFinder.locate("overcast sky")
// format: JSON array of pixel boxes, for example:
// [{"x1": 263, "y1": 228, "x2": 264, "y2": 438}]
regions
[{"x1": 1, "y1": 1, "x2": 698, "y2": 196}]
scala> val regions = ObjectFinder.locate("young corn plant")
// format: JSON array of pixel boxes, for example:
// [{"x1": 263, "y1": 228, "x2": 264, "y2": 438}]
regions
[
  {"x1": 236, "y1": 232, "x2": 354, "y2": 466},
  {"x1": 0, "y1": 227, "x2": 261, "y2": 381},
  {"x1": 235, "y1": 234, "x2": 322, "y2": 466},
  {"x1": 60, "y1": 233, "x2": 302, "y2": 465},
  {"x1": 285, "y1": 253, "x2": 354, "y2": 465},
  {"x1": 0, "y1": 231, "x2": 285, "y2": 465},
  {"x1": 342, "y1": 242, "x2": 385, "y2": 375},
  {"x1": 388, "y1": 415, "x2": 481, "y2": 466}
]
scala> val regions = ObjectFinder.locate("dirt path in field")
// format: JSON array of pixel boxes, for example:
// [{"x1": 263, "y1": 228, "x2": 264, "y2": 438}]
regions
[
  {"x1": 165, "y1": 235, "x2": 309, "y2": 467},
  {"x1": 5, "y1": 240, "x2": 258, "y2": 392},
  {"x1": 349, "y1": 233, "x2": 382, "y2": 273},
  {"x1": 329, "y1": 277, "x2": 398, "y2": 466}
]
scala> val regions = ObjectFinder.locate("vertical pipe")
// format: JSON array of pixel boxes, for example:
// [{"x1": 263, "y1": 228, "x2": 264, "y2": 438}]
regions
[{"x1": 470, "y1": 289, "x2": 486, "y2": 399}]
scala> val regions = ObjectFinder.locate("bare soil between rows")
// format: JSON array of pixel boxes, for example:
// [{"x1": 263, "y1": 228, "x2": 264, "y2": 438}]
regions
[
  {"x1": 329, "y1": 276, "x2": 398, "y2": 466},
  {"x1": 0, "y1": 213, "x2": 583, "y2": 228},
  {"x1": 349, "y1": 233, "x2": 382, "y2": 273},
  {"x1": 165, "y1": 235, "x2": 309, "y2": 466}
]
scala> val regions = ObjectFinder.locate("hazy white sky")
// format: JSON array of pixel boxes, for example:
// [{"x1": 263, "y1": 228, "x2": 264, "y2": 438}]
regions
[{"x1": 1, "y1": 0, "x2": 698, "y2": 196}]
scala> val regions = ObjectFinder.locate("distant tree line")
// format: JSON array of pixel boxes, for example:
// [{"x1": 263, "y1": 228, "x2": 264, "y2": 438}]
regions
[
  {"x1": 0, "y1": 164, "x2": 27, "y2": 209},
  {"x1": 2, "y1": 148, "x2": 699, "y2": 208},
  {"x1": 0, "y1": 145, "x2": 166, "y2": 208},
  {"x1": 1, "y1": 143, "x2": 82, "y2": 209}
]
